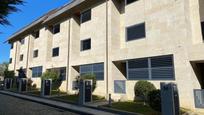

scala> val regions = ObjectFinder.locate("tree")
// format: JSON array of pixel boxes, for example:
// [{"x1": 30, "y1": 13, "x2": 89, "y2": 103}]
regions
[
  {"x1": 0, "y1": 62, "x2": 9, "y2": 76},
  {"x1": 0, "y1": 0, "x2": 24, "y2": 25}
]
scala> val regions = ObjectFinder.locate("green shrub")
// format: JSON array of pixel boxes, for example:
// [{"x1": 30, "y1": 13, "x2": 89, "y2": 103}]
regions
[
  {"x1": 76, "y1": 73, "x2": 96, "y2": 92},
  {"x1": 148, "y1": 90, "x2": 161, "y2": 112},
  {"x1": 41, "y1": 70, "x2": 62, "y2": 90},
  {"x1": 4, "y1": 70, "x2": 15, "y2": 78},
  {"x1": 134, "y1": 81, "x2": 156, "y2": 104}
]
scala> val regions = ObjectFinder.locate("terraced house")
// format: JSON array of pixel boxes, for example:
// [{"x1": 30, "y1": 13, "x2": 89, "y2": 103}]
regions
[{"x1": 7, "y1": 0, "x2": 204, "y2": 111}]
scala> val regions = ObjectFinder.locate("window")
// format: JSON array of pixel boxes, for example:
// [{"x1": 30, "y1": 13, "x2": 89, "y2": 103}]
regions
[
  {"x1": 11, "y1": 43, "x2": 13, "y2": 49},
  {"x1": 33, "y1": 30, "x2": 39, "y2": 38},
  {"x1": 81, "y1": 9, "x2": 91, "y2": 23},
  {"x1": 114, "y1": 80, "x2": 126, "y2": 94},
  {"x1": 201, "y1": 22, "x2": 204, "y2": 40},
  {"x1": 81, "y1": 39, "x2": 91, "y2": 51},
  {"x1": 126, "y1": 0, "x2": 138, "y2": 5},
  {"x1": 80, "y1": 63, "x2": 104, "y2": 80},
  {"x1": 127, "y1": 55, "x2": 174, "y2": 80},
  {"x1": 47, "y1": 67, "x2": 66, "y2": 81},
  {"x1": 20, "y1": 54, "x2": 23, "y2": 61},
  {"x1": 33, "y1": 50, "x2": 38, "y2": 58},
  {"x1": 9, "y1": 58, "x2": 12, "y2": 64},
  {"x1": 20, "y1": 38, "x2": 25, "y2": 45},
  {"x1": 31, "y1": 66, "x2": 43, "y2": 78},
  {"x1": 126, "y1": 23, "x2": 146, "y2": 41},
  {"x1": 53, "y1": 24, "x2": 60, "y2": 34},
  {"x1": 52, "y1": 47, "x2": 59, "y2": 57}
]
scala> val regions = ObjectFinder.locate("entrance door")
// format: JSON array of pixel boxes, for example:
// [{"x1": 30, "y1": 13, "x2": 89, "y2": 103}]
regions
[{"x1": 85, "y1": 81, "x2": 92, "y2": 102}]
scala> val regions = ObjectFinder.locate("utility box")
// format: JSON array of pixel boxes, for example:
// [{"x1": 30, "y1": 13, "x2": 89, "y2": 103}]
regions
[
  {"x1": 18, "y1": 78, "x2": 27, "y2": 92},
  {"x1": 41, "y1": 79, "x2": 52, "y2": 96},
  {"x1": 161, "y1": 83, "x2": 180, "y2": 115},
  {"x1": 79, "y1": 80, "x2": 92, "y2": 105},
  {"x1": 4, "y1": 78, "x2": 13, "y2": 89}
]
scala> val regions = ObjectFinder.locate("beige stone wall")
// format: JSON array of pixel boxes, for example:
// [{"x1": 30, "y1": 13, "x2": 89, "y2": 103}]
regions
[{"x1": 7, "y1": 0, "x2": 204, "y2": 111}]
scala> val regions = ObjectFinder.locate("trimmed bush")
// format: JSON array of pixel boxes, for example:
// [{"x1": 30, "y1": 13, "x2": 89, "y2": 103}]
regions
[
  {"x1": 134, "y1": 81, "x2": 156, "y2": 104},
  {"x1": 41, "y1": 70, "x2": 62, "y2": 90},
  {"x1": 76, "y1": 73, "x2": 97, "y2": 92},
  {"x1": 148, "y1": 90, "x2": 161, "y2": 112},
  {"x1": 4, "y1": 70, "x2": 15, "y2": 79}
]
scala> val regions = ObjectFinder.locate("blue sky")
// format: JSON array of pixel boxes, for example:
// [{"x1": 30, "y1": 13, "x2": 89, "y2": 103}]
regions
[{"x1": 0, "y1": 0, "x2": 70, "y2": 63}]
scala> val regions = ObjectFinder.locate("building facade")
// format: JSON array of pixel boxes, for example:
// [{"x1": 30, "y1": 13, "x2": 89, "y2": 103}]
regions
[{"x1": 7, "y1": 0, "x2": 204, "y2": 111}]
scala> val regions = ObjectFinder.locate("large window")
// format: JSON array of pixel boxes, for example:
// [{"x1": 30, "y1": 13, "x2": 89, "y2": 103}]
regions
[
  {"x1": 33, "y1": 50, "x2": 38, "y2": 58},
  {"x1": 31, "y1": 66, "x2": 43, "y2": 78},
  {"x1": 11, "y1": 43, "x2": 13, "y2": 49},
  {"x1": 126, "y1": 22, "x2": 146, "y2": 41},
  {"x1": 80, "y1": 63, "x2": 104, "y2": 80},
  {"x1": 81, "y1": 39, "x2": 91, "y2": 51},
  {"x1": 47, "y1": 67, "x2": 66, "y2": 81},
  {"x1": 81, "y1": 9, "x2": 91, "y2": 23},
  {"x1": 127, "y1": 55, "x2": 174, "y2": 80},
  {"x1": 52, "y1": 47, "x2": 59, "y2": 57},
  {"x1": 126, "y1": 0, "x2": 138, "y2": 5},
  {"x1": 53, "y1": 24, "x2": 60, "y2": 34}
]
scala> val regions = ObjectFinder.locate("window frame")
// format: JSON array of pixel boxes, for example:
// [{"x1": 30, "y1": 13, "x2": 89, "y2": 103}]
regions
[
  {"x1": 79, "y1": 63, "x2": 104, "y2": 81},
  {"x1": 52, "y1": 47, "x2": 59, "y2": 57},
  {"x1": 126, "y1": 22, "x2": 146, "y2": 41},
  {"x1": 11, "y1": 43, "x2": 13, "y2": 49},
  {"x1": 20, "y1": 38, "x2": 25, "y2": 45},
  {"x1": 31, "y1": 66, "x2": 43, "y2": 78},
  {"x1": 20, "y1": 54, "x2": 23, "y2": 61},
  {"x1": 81, "y1": 38, "x2": 91, "y2": 51},
  {"x1": 33, "y1": 49, "x2": 38, "y2": 58},
  {"x1": 80, "y1": 9, "x2": 92, "y2": 24},
  {"x1": 126, "y1": 55, "x2": 175, "y2": 80},
  {"x1": 9, "y1": 58, "x2": 12, "y2": 64},
  {"x1": 33, "y1": 30, "x2": 40, "y2": 39},
  {"x1": 52, "y1": 24, "x2": 60, "y2": 34}
]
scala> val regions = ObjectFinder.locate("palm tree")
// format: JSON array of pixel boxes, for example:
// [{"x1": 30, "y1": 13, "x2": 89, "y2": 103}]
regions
[{"x1": 0, "y1": 0, "x2": 24, "y2": 25}]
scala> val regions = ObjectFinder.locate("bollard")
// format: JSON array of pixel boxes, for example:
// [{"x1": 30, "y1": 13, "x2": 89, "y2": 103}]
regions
[{"x1": 108, "y1": 93, "x2": 112, "y2": 107}]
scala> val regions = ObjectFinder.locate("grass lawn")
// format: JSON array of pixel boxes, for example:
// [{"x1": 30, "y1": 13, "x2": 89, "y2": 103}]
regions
[
  {"x1": 52, "y1": 94, "x2": 105, "y2": 103},
  {"x1": 27, "y1": 90, "x2": 67, "y2": 96},
  {"x1": 105, "y1": 101, "x2": 160, "y2": 115}
]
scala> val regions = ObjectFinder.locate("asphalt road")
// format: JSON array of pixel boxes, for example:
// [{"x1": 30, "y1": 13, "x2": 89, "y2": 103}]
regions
[{"x1": 0, "y1": 94, "x2": 80, "y2": 115}]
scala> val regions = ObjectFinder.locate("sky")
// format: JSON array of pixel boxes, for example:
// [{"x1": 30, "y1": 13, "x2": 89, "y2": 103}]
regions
[{"x1": 0, "y1": 0, "x2": 70, "y2": 63}]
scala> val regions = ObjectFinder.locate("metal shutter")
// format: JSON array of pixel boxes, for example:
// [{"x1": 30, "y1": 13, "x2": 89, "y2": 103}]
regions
[{"x1": 114, "y1": 80, "x2": 126, "y2": 94}]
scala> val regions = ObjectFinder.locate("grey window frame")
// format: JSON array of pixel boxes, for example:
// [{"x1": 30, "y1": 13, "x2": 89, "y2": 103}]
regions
[
  {"x1": 20, "y1": 38, "x2": 25, "y2": 45},
  {"x1": 81, "y1": 38, "x2": 91, "y2": 51},
  {"x1": 33, "y1": 49, "x2": 38, "y2": 58},
  {"x1": 53, "y1": 24, "x2": 60, "y2": 34},
  {"x1": 126, "y1": 22, "x2": 146, "y2": 41},
  {"x1": 79, "y1": 63, "x2": 104, "y2": 81},
  {"x1": 126, "y1": 55, "x2": 175, "y2": 80},
  {"x1": 52, "y1": 47, "x2": 59, "y2": 57},
  {"x1": 31, "y1": 66, "x2": 43, "y2": 78},
  {"x1": 33, "y1": 30, "x2": 40, "y2": 39},
  {"x1": 80, "y1": 9, "x2": 92, "y2": 24},
  {"x1": 20, "y1": 54, "x2": 23, "y2": 61}
]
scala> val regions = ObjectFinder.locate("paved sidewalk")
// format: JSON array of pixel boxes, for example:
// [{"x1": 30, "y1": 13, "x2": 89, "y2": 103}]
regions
[{"x1": 0, "y1": 90, "x2": 117, "y2": 115}]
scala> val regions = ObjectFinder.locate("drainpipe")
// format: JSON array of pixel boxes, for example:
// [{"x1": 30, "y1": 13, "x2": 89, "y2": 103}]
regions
[
  {"x1": 105, "y1": 0, "x2": 109, "y2": 98},
  {"x1": 66, "y1": 19, "x2": 71, "y2": 94},
  {"x1": 14, "y1": 41, "x2": 18, "y2": 76},
  {"x1": 26, "y1": 35, "x2": 31, "y2": 77}
]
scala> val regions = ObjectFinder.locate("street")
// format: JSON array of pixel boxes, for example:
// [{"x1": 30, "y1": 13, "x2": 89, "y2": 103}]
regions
[{"x1": 0, "y1": 94, "x2": 80, "y2": 115}]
